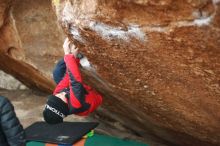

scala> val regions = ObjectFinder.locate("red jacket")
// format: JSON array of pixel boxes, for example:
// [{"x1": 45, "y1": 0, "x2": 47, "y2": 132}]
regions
[{"x1": 53, "y1": 54, "x2": 102, "y2": 116}]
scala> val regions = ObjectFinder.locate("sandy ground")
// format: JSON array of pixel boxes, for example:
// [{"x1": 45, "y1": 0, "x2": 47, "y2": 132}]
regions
[{"x1": 0, "y1": 88, "x2": 169, "y2": 146}]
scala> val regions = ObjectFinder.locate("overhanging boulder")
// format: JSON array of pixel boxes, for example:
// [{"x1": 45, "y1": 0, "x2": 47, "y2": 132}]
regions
[{"x1": 52, "y1": 0, "x2": 220, "y2": 146}]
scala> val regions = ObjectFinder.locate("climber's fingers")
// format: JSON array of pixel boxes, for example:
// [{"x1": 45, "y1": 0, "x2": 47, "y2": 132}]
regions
[
  {"x1": 63, "y1": 37, "x2": 79, "y2": 57},
  {"x1": 63, "y1": 37, "x2": 71, "y2": 55},
  {"x1": 70, "y1": 44, "x2": 79, "y2": 57}
]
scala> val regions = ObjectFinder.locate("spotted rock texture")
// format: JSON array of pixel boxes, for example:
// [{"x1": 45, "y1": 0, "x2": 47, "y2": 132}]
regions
[{"x1": 53, "y1": 0, "x2": 220, "y2": 146}]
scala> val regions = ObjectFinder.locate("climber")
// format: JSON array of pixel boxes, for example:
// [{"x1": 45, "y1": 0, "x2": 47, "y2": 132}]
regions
[
  {"x1": 0, "y1": 96, "x2": 26, "y2": 146},
  {"x1": 43, "y1": 38, "x2": 103, "y2": 124}
]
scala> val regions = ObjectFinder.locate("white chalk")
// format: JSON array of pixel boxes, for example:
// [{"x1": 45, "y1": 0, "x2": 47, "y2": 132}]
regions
[
  {"x1": 89, "y1": 21, "x2": 146, "y2": 42},
  {"x1": 193, "y1": 15, "x2": 214, "y2": 26},
  {"x1": 62, "y1": 1, "x2": 75, "y2": 22},
  {"x1": 212, "y1": 0, "x2": 220, "y2": 4},
  {"x1": 69, "y1": 26, "x2": 85, "y2": 43},
  {"x1": 80, "y1": 56, "x2": 92, "y2": 69}
]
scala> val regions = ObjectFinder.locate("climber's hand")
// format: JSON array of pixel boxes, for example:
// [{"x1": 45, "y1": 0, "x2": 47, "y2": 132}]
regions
[
  {"x1": 63, "y1": 38, "x2": 71, "y2": 55},
  {"x1": 70, "y1": 43, "x2": 79, "y2": 58},
  {"x1": 63, "y1": 38, "x2": 78, "y2": 57}
]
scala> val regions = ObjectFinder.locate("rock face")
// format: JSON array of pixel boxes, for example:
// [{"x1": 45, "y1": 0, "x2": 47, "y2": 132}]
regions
[
  {"x1": 0, "y1": 0, "x2": 58, "y2": 92},
  {"x1": 52, "y1": 0, "x2": 220, "y2": 146},
  {"x1": 0, "y1": 0, "x2": 219, "y2": 146}
]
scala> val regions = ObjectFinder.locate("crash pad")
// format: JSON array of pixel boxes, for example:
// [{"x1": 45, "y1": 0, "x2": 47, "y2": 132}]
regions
[
  {"x1": 85, "y1": 134, "x2": 148, "y2": 146},
  {"x1": 25, "y1": 122, "x2": 98, "y2": 144},
  {"x1": 26, "y1": 134, "x2": 148, "y2": 146}
]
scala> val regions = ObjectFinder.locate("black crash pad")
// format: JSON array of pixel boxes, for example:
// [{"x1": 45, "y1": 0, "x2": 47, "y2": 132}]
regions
[{"x1": 25, "y1": 122, "x2": 99, "y2": 144}]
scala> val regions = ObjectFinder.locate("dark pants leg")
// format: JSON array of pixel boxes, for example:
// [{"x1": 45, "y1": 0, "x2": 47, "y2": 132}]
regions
[{"x1": 53, "y1": 58, "x2": 66, "y2": 84}]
